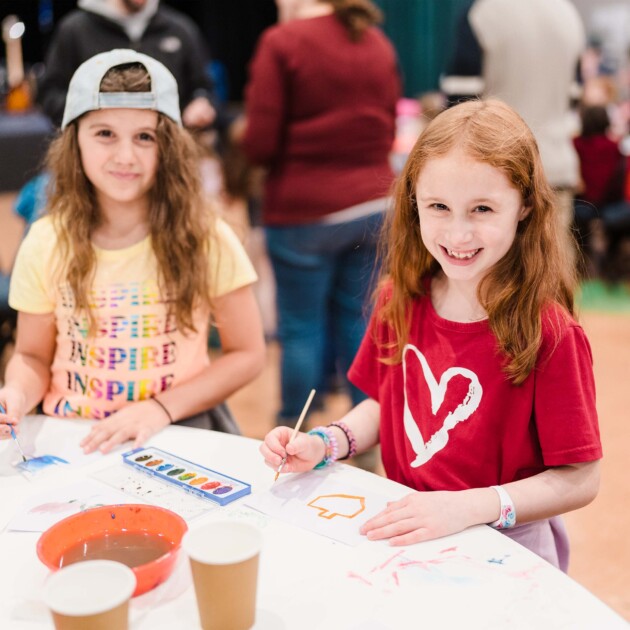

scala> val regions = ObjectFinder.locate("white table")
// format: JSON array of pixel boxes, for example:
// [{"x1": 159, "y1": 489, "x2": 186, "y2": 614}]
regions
[{"x1": 0, "y1": 417, "x2": 626, "y2": 629}]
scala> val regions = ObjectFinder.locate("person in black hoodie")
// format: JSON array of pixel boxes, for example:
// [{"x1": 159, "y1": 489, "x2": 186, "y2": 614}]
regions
[{"x1": 38, "y1": 0, "x2": 218, "y2": 129}]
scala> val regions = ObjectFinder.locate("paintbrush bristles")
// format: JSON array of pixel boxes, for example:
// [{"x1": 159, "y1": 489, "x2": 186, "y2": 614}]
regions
[{"x1": 273, "y1": 454, "x2": 289, "y2": 483}]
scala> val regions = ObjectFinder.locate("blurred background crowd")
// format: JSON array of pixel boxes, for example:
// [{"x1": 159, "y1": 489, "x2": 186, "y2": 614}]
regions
[{"x1": 0, "y1": 1, "x2": 629, "y2": 350}]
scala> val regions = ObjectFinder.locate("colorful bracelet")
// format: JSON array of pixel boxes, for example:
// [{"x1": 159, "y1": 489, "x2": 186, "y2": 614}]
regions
[
  {"x1": 328, "y1": 421, "x2": 357, "y2": 460},
  {"x1": 308, "y1": 426, "x2": 339, "y2": 469},
  {"x1": 489, "y1": 485, "x2": 516, "y2": 530},
  {"x1": 151, "y1": 397, "x2": 174, "y2": 424}
]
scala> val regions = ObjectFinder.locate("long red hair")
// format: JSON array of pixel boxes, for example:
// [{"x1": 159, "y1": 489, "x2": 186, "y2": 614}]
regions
[{"x1": 377, "y1": 99, "x2": 577, "y2": 384}]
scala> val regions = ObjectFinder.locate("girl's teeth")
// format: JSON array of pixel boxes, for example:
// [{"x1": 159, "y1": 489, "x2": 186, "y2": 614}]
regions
[{"x1": 447, "y1": 248, "x2": 479, "y2": 259}]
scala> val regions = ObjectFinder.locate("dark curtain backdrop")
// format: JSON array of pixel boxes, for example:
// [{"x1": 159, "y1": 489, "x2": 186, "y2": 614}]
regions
[
  {"x1": 164, "y1": 0, "x2": 277, "y2": 101},
  {"x1": 0, "y1": 0, "x2": 277, "y2": 102},
  {"x1": 2, "y1": 0, "x2": 474, "y2": 100}
]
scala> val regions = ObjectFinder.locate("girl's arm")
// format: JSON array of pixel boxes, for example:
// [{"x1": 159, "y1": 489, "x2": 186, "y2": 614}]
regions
[
  {"x1": 360, "y1": 461, "x2": 600, "y2": 546},
  {"x1": 159, "y1": 284, "x2": 267, "y2": 418},
  {"x1": 260, "y1": 398, "x2": 381, "y2": 473},
  {"x1": 0, "y1": 311, "x2": 56, "y2": 436},
  {"x1": 81, "y1": 284, "x2": 266, "y2": 453}
]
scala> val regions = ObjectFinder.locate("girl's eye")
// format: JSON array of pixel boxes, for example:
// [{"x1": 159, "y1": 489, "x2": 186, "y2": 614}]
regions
[
  {"x1": 474, "y1": 205, "x2": 492, "y2": 213},
  {"x1": 138, "y1": 132, "x2": 156, "y2": 142},
  {"x1": 431, "y1": 203, "x2": 449, "y2": 212},
  {"x1": 96, "y1": 129, "x2": 113, "y2": 138}
]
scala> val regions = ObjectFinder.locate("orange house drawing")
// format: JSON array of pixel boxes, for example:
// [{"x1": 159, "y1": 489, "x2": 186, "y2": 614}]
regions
[{"x1": 307, "y1": 494, "x2": 366, "y2": 520}]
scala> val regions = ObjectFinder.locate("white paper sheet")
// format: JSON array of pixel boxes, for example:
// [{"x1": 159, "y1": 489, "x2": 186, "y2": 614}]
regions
[
  {"x1": 7, "y1": 479, "x2": 135, "y2": 532},
  {"x1": 93, "y1": 465, "x2": 217, "y2": 522},
  {"x1": 245, "y1": 469, "x2": 390, "y2": 546},
  {"x1": 10, "y1": 415, "x2": 113, "y2": 474}
]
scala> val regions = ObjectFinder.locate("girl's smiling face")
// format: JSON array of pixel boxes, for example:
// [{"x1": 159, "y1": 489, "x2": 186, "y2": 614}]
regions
[
  {"x1": 415, "y1": 147, "x2": 529, "y2": 290},
  {"x1": 77, "y1": 108, "x2": 159, "y2": 214}
]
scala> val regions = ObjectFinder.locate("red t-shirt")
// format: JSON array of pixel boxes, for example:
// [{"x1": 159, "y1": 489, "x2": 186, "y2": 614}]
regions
[{"x1": 348, "y1": 287, "x2": 602, "y2": 492}]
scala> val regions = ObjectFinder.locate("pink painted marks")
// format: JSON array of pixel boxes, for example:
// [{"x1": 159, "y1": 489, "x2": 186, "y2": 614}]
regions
[
  {"x1": 373, "y1": 549, "x2": 406, "y2": 572},
  {"x1": 347, "y1": 571, "x2": 373, "y2": 586}
]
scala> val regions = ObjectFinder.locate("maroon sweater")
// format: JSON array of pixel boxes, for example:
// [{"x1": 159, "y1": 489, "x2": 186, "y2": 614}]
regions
[{"x1": 242, "y1": 14, "x2": 400, "y2": 225}]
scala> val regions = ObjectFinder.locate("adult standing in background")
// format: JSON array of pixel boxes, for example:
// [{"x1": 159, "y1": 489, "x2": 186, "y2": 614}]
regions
[
  {"x1": 37, "y1": 0, "x2": 218, "y2": 129},
  {"x1": 441, "y1": 0, "x2": 585, "y2": 232},
  {"x1": 241, "y1": 0, "x2": 400, "y2": 426}
]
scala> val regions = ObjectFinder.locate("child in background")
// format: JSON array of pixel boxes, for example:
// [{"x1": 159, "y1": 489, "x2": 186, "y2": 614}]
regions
[
  {"x1": 573, "y1": 104, "x2": 625, "y2": 210},
  {"x1": 572, "y1": 104, "x2": 625, "y2": 277},
  {"x1": 0, "y1": 50, "x2": 265, "y2": 453},
  {"x1": 573, "y1": 105, "x2": 630, "y2": 281},
  {"x1": 261, "y1": 100, "x2": 602, "y2": 570}
]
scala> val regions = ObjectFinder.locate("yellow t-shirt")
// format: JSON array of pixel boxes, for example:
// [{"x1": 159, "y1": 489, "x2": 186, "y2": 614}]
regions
[{"x1": 9, "y1": 216, "x2": 257, "y2": 419}]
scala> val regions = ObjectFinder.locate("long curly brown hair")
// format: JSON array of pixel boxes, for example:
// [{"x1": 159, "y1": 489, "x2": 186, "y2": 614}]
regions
[
  {"x1": 378, "y1": 99, "x2": 578, "y2": 384},
  {"x1": 45, "y1": 63, "x2": 215, "y2": 337}
]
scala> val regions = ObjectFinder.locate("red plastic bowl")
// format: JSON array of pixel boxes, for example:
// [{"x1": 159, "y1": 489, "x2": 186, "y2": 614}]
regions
[{"x1": 37, "y1": 504, "x2": 188, "y2": 596}]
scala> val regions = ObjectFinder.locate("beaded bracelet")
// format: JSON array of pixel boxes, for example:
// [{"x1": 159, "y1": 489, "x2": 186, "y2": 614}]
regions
[
  {"x1": 489, "y1": 485, "x2": 516, "y2": 530},
  {"x1": 328, "y1": 421, "x2": 357, "y2": 460},
  {"x1": 308, "y1": 426, "x2": 339, "y2": 469}
]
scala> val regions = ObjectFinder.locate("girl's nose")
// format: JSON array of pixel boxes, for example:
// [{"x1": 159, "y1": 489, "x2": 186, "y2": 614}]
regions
[
  {"x1": 447, "y1": 215, "x2": 474, "y2": 244},
  {"x1": 113, "y1": 140, "x2": 136, "y2": 164}
]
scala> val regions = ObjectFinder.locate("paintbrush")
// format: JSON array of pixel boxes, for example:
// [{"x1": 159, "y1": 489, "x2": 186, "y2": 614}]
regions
[
  {"x1": 274, "y1": 388, "x2": 316, "y2": 482},
  {"x1": 0, "y1": 402, "x2": 27, "y2": 462}
]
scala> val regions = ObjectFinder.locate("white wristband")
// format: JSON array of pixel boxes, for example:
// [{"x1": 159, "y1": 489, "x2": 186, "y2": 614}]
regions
[{"x1": 489, "y1": 485, "x2": 516, "y2": 529}]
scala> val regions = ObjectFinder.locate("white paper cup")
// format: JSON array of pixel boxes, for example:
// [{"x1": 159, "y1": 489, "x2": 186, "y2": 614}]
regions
[
  {"x1": 43, "y1": 560, "x2": 136, "y2": 630},
  {"x1": 183, "y1": 521, "x2": 263, "y2": 630}
]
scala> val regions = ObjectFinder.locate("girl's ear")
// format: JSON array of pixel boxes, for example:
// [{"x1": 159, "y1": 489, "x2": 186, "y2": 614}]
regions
[{"x1": 518, "y1": 204, "x2": 532, "y2": 221}]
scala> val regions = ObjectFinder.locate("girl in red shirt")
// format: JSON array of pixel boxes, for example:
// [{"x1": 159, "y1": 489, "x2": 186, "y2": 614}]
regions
[{"x1": 260, "y1": 99, "x2": 601, "y2": 570}]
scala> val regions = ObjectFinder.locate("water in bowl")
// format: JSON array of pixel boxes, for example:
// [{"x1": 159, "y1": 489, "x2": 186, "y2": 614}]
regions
[{"x1": 58, "y1": 532, "x2": 173, "y2": 568}]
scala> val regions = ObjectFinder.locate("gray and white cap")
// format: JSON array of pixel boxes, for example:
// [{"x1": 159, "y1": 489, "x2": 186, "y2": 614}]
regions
[{"x1": 61, "y1": 48, "x2": 182, "y2": 129}]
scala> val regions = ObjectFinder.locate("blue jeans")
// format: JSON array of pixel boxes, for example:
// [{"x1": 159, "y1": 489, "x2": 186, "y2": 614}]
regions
[{"x1": 265, "y1": 213, "x2": 383, "y2": 421}]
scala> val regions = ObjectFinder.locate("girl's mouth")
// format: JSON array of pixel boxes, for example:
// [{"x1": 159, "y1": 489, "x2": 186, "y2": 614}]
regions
[
  {"x1": 442, "y1": 247, "x2": 481, "y2": 260},
  {"x1": 110, "y1": 171, "x2": 140, "y2": 180}
]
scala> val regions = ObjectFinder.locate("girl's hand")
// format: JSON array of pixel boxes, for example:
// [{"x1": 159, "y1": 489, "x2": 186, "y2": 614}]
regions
[
  {"x1": 80, "y1": 400, "x2": 171, "y2": 454},
  {"x1": 360, "y1": 490, "x2": 476, "y2": 546},
  {"x1": 0, "y1": 386, "x2": 27, "y2": 440},
  {"x1": 259, "y1": 427, "x2": 326, "y2": 475}
]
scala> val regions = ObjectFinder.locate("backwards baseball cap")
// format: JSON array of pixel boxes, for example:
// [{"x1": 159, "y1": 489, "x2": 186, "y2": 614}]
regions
[{"x1": 61, "y1": 48, "x2": 182, "y2": 129}]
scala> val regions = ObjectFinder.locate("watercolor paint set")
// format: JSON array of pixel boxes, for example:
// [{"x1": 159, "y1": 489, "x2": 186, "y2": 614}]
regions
[{"x1": 121, "y1": 447, "x2": 251, "y2": 506}]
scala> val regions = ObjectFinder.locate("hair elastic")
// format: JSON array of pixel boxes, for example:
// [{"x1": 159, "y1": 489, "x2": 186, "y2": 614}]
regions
[
  {"x1": 308, "y1": 426, "x2": 339, "y2": 469},
  {"x1": 328, "y1": 421, "x2": 357, "y2": 460},
  {"x1": 489, "y1": 485, "x2": 516, "y2": 529},
  {"x1": 151, "y1": 397, "x2": 174, "y2": 424}
]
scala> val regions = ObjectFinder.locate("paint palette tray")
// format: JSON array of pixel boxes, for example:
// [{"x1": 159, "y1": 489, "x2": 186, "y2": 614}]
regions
[{"x1": 122, "y1": 447, "x2": 251, "y2": 506}]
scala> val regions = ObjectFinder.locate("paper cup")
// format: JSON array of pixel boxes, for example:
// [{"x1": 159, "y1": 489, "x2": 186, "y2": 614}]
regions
[
  {"x1": 43, "y1": 560, "x2": 136, "y2": 630},
  {"x1": 183, "y1": 521, "x2": 263, "y2": 630}
]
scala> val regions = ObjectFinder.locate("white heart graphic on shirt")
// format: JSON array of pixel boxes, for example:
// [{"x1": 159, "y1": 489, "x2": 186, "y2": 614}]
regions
[{"x1": 402, "y1": 344, "x2": 483, "y2": 467}]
